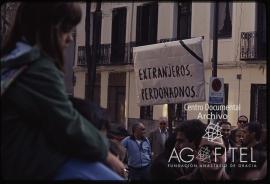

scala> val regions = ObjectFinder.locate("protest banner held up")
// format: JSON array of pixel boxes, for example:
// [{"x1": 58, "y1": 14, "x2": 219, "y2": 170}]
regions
[{"x1": 133, "y1": 37, "x2": 205, "y2": 106}]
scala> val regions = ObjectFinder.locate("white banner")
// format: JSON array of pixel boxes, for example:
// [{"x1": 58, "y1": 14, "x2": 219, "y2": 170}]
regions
[{"x1": 133, "y1": 37, "x2": 205, "y2": 106}]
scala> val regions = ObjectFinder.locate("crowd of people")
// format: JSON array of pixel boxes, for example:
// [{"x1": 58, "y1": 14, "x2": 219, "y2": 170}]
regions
[
  {"x1": 119, "y1": 116, "x2": 267, "y2": 181},
  {"x1": 1, "y1": 2, "x2": 267, "y2": 181}
]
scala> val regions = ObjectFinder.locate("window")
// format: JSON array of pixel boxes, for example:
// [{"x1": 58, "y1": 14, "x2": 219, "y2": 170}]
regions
[
  {"x1": 177, "y1": 2, "x2": 192, "y2": 40},
  {"x1": 140, "y1": 106, "x2": 153, "y2": 120},
  {"x1": 168, "y1": 103, "x2": 187, "y2": 123},
  {"x1": 77, "y1": 46, "x2": 86, "y2": 66},
  {"x1": 136, "y1": 2, "x2": 158, "y2": 120},
  {"x1": 111, "y1": 7, "x2": 127, "y2": 64},
  {"x1": 256, "y1": 2, "x2": 266, "y2": 59},
  {"x1": 250, "y1": 84, "x2": 266, "y2": 128},
  {"x1": 108, "y1": 73, "x2": 126, "y2": 125},
  {"x1": 217, "y1": 2, "x2": 232, "y2": 38},
  {"x1": 136, "y1": 2, "x2": 158, "y2": 46},
  {"x1": 85, "y1": 11, "x2": 94, "y2": 47}
]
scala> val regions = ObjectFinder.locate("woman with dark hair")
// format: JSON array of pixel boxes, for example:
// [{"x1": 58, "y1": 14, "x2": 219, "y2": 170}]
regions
[{"x1": 1, "y1": 2, "x2": 124, "y2": 180}]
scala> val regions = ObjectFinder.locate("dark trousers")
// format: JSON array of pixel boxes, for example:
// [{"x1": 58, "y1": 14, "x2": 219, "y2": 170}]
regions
[{"x1": 128, "y1": 165, "x2": 151, "y2": 180}]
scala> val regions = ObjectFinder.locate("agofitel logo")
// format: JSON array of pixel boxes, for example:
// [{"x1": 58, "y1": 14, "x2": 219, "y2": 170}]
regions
[
  {"x1": 196, "y1": 122, "x2": 223, "y2": 163},
  {"x1": 168, "y1": 122, "x2": 256, "y2": 165}
]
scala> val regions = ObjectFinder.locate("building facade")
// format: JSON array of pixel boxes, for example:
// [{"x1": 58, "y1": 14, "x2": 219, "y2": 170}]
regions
[{"x1": 73, "y1": 2, "x2": 267, "y2": 129}]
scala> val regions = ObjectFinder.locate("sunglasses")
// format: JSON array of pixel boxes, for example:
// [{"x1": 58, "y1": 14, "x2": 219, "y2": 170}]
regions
[
  {"x1": 238, "y1": 120, "x2": 247, "y2": 124},
  {"x1": 236, "y1": 134, "x2": 244, "y2": 138},
  {"x1": 160, "y1": 122, "x2": 166, "y2": 125},
  {"x1": 199, "y1": 145, "x2": 226, "y2": 156}
]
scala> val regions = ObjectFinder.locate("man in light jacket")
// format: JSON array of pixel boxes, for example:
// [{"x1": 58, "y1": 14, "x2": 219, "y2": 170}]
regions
[
  {"x1": 121, "y1": 122, "x2": 151, "y2": 180},
  {"x1": 149, "y1": 117, "x2": 169, "y2": 160}
]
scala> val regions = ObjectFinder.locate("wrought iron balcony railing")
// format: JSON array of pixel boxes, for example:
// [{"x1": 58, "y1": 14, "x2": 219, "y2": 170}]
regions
[
  {"x1": 77, "y1": 38, "x2": 181, "y2": 66},
  {"x1": 240, "y1": 31, "x2": 266, "y2": 60},
  {"x1": 77, "y1": 46, "x2": 87, "y2": 66},
  {"x1": 77, "y1": 42, "x2": 135, "y2": 66},
  {"x1": 77, "y1": 34, "x2": 266, "y2": 66}
]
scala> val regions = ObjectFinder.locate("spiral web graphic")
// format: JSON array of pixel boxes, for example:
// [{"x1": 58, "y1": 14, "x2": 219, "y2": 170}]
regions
[
  {"x1": 196, "y1": 146, "x2": 211, "y2": 163},
  {"x1": 202, "y1": 122, "x2": 223, "y2": 144}
]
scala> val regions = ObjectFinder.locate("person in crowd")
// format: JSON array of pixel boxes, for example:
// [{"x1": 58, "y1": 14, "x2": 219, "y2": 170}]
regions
[
  {"x1": 230, "y1": 115, "x2": 247, "y2": 153},
  {"x1": 107, "y1": 123, "x2": 130, "y2": 142},
  {"x1": 150, "y1": 133, "x2": 180, "y2": 180},
  {"x1": 109, "y1": 139, "x2": 127, "y2": 163},
  {"x1": 219, "y1": 121, "x2": 234, "y2": 150},
  {"x1": 69, "y1": 96, "x2": 127, "y2": 173},
  {"x1": 230, "y1": 128, "x2": 245, "y2": 148},
  {"x1": 151, "y1": 119, "x2": 207, "y2": 180},
  {"x1": 236, "y1": 115, "x2": 249, "y2": 129},
  {"x1": 179, "y1": 137, "x2": 229, "y2": 181},
  {"x1": 226, "y1": 127, "x2": 246, "y2": 177},
  {"x1": 69, "y1": 96, "x2": 110, "y2": 135},
  {"x1": 230, "y1": 148, "x2": 267, "y2": 181},
  {"x1": 174, "y1": 119, "x2": 207, "y2": 177},
  {"x1": 1, "y1": 2, "x2": 124, "y2": 180},
  {"x1": 107, "y1": 125, "x2": 130, "y2": 179},
  {"x1": 259, "y1": 127, "x2": 267, "y2": 152},
  {"x1": 242, "y1": 122, "x2": 263, "y2": 150},
  {"x1": 149, "y1": 117, "x2": 169, "y2": 160},
  {"x1": 121, "y1": 122, "x2": 152, "y2": 180},
  {"x1": 218, "y1": 121, "x2": 234, "y2": 175},
  {"x1": 260, "y1": 160, "x2": 267, "y2": 180}
]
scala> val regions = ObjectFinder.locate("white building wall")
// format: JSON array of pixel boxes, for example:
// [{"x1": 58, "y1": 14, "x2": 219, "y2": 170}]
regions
[
  {"x1": 75, "y1": 3, "x2": 86, "y2": 66},
  {"x1": 125, "y1": 71, "x2": 140, "y2": 119},
  {"x1": 100, "y1": 3, "x2": 112, "y2": 44},
  {"x1": 73, "y1": 2, "x2": 266, "y2": 126},
  {"x1": 157, "y1": 2, "x2": 175, "y2": 40},
  {"x1": 185, "y1": 2, "x2": 265, "y2": 126},
  {"x1": 73, "y1": 68, "x2": 86, "y2": 98},
  {"x1": 73, "y1": 3, "x2": 86, "y2": 98},
  {"x1": 191, "y1": 2, "x2": 212, "y2": 63},
  {"x1": 100, "y1": 71, "x2": 109, "y2": 108}
]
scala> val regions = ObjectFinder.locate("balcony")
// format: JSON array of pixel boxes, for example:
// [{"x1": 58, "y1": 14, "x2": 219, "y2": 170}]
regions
[
  {"x1": 77, "y1": 42, "x2": 135, "y2": 66},
  {"x1": 77, "y1": 38, "x2": 182, "y2": 66},
  {"x1": 77, "y1": 46, "x2": 87, "y2": 66},
  {"x1": 240, "y1": 31, "x2": 266, "y2": 61}
]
